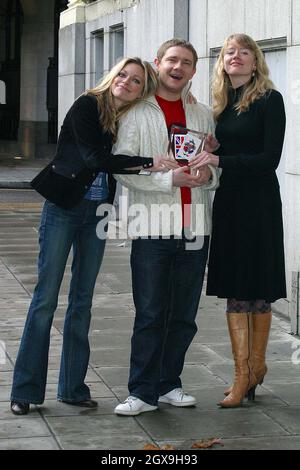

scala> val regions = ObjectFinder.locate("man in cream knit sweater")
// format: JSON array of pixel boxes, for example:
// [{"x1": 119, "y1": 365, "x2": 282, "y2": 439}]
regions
[{"x1": 113, "y1": 39, "x2": 219, "y2": 416}]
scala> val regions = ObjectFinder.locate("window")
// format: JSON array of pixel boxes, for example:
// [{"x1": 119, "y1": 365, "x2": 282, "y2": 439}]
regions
[
  {"x1": 109, "y1": 24, "x2": 124, "y2": 68},
  {"x1": 0, "y1": 0, "x2": 23, "y2": 140},
  {"x1": 0, "y1": 11, "x2": 5, "y2": 63},
  {"x1": 94, "y1": 30, "x2": 104, "y2": 85},
  {"x1": 90, "y1": 29, "x2": 104, "y2": 87},
  {"x1": 0, "y1": 0, "x2": 23, "y2": 64},
  {"x1": 0, "y1": 80, "x2": 5, "y2": 104}
]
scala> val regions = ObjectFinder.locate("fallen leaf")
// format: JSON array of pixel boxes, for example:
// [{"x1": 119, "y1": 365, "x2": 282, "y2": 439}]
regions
[
  {"x1": 141, "y1": 443, "x2": 176, "y2": 450},
  {"x1": 142, "y1": 444, "x2": 161, "y2": 450},
  {"x1": 191, "y1": 437, "x2": 222, "y2": 449}
]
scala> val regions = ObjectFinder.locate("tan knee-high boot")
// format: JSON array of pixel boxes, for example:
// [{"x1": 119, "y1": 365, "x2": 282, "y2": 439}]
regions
[
  {"x1": 250, "y1": 311, "x2": 272, "y2": 385},
  {"x1": 223, "y1": 312, "x2": 272, "y2": 397},
  {"x1": 219, "y1": 313, "x2": 254, "y2": 408}
]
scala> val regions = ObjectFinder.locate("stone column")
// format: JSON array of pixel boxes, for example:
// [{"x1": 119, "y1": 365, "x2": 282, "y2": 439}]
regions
[
  {"x1": 285, "y1": 44, "x2": 300, "y2": 328},
  {"x1": 282, "y1": 1, "x2": 300, "y2": 328},
  {"x1": 58, "y1": 0, "x2": 87, "y2": 129}
]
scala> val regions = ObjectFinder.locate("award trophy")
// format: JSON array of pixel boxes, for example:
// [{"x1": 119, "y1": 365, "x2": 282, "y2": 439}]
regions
[{"x1": 168, "y1": 125, "x2": 207, "y2": 175}]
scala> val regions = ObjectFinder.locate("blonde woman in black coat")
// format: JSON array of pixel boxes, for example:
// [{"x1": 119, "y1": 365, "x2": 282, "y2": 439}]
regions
[
  {"x1": 10, "y1": 57, "x2": 175, "y2": 416},
  {"x1": 190, "y1": 34, "x2": 286, "y2": 408}
]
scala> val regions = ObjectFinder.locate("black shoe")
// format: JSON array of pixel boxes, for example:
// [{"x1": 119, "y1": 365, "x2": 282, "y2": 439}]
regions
[
  {"x1": 11, "y1": 401, "x2": 30, "y2": 415},
  {"x1": 59, "y1": 399, "x2": 98, "y2": 408}
]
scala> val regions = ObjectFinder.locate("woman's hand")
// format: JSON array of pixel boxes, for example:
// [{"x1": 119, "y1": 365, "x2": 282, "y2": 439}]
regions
[
  {"x1": 189, "y1": 151, "x2": 220, "y2": 170},
  {"x1": 172, "y1": 166, "x2": 206, "y2": 188},
  {"x1": 149, "y1": 156, "x2": 180, "y2": 172},
  {"x1": 190, "y1": 165, "x2": 212, "y2": 184},
  {"x1": 187, "y1": 91, "x2": 197, "y2": 105},
  {"x1": 204, "y1": 133, "x2": 220, "y2": 153}
]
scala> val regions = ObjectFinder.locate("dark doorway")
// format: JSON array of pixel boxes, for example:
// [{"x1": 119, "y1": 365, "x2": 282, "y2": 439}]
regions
[
  {"x1": 0, "y1": 0, "x2": 23, "y2": 140},
  {"x1": 47, "y1": 0, "x2": 68, "y2": 143}
]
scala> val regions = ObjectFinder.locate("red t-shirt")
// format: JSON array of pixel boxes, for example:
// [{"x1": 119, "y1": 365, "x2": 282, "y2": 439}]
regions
[{"x1": 155, "y1": 95, "x2": 191, "y2": 228}]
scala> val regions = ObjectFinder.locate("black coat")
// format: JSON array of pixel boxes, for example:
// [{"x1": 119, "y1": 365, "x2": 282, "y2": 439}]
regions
[
  {"x1": 31, "y1": 94, "x2": 153, "y2": 208},
  {"x1": 207, "y1": 88, "x2": 286, "y2": 302}
]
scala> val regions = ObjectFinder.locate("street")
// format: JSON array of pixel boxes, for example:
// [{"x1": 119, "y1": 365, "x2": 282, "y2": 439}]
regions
[
  {"x1": 0, "y1": 193, "x2": 300, "y2": 450},
  {"x1": 0, "y1": 189, "x2": 44, "y2": 205}
]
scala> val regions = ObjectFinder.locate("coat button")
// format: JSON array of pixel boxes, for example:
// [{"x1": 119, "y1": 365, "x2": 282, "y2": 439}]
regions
[
  {"x1": 71, "y1": 173, "x2": 75, "y2": 178},
  {"x1": 52, "y1": 165, "x2": 56, "y2": 169},
  {"x1": 85, "y1": 185, "x2": 88, "y2": 189}
]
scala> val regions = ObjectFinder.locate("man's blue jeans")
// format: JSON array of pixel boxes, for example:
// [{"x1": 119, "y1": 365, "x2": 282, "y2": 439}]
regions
[
  {"x1": 129, "y1": 235, "x2": 209, "y2": 406},
  {"x1": 11, "y1": 199, "x2": 106, "y2": 404}
]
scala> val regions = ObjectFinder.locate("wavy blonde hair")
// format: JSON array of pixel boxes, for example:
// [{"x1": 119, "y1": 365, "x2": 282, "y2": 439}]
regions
[
  {"x1": 212, "y1": 34, "x2": 275, "y2": 120},
  {"x1": 86, "y1": 57, "x2": 158, "y2": 140}
]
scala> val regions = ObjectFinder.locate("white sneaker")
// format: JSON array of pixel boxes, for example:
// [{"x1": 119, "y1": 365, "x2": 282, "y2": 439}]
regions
[
  {"x1": 114, "y1": 396, "x2": 158, "y2": 416},
  {"x1": 158, "y1": 388, "x2": 197, "y2": 407}
]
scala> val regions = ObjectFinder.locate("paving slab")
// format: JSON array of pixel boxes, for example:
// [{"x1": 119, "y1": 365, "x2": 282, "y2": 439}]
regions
[
  {"x1": 157, "y1": 436, "x2": 300, "y2": 451},
  {"x1": 56, "y1": 434, "x2": 151, "y2": 451},
  {"x1": 46, "y1": 414, "x2": 148, "y2": 439},
  {"x1": 0, "y1": 437, "x2": 60, "y2": 450},
  {"x1": 265, "y1": 407, "x2": 300, "y2": 434},
  {"x1": 263, "y1": 383, "x2": 300, "y2": 406},
  {"x1": 0, "y1": 417, "x2": 51, "y2": 439},
  {"x1": 135, "y1": 407, "x2": 289, "y2": 440}
]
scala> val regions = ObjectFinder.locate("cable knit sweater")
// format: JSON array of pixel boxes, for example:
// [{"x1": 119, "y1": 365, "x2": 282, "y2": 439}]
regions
[{"x1": 113, "y1": 95, "x2": 219, "y2": 237}]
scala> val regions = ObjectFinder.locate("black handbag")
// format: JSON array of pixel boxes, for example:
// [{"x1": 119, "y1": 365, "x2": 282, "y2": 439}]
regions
[{"x1": 31, "y1": 162, "x2": 95, "y2": 209}]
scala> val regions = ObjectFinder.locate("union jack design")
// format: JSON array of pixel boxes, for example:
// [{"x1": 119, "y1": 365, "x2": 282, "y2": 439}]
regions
[{"x1": 174, "y1": 134, "x2": 186, "y2": 159}]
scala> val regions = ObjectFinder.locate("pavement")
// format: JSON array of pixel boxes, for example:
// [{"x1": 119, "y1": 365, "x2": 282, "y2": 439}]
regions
[
  {"x1": 1, "y1": 158, "x2": 300, "y2": 451},
  {"x1": 0, "y1": 156, "x2": 50, "y2": 189}
]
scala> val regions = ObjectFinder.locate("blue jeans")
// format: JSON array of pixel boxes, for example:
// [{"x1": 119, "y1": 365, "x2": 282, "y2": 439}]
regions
[
  {"x1": 11, "y1": 199, "x2": 107, "y2": 404},
  {"x1": 129, "y1": 235, "x2": 209, "y2": 406}
]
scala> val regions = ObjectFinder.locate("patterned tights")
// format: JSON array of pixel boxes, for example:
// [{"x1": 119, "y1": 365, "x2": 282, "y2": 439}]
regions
[{"x1": 226, "y1": 299, "x2": 271, "y2": 314}]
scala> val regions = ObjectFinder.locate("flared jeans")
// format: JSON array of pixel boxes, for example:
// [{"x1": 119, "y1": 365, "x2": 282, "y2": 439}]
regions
[{"x1": 11, "y1": 199, "x2": 106, "y2": 404}]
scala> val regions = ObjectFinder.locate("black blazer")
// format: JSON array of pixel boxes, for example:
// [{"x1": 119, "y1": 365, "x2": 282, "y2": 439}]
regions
[{"x1": 31, "y1": 94, "x2": 153, "y2": 209}]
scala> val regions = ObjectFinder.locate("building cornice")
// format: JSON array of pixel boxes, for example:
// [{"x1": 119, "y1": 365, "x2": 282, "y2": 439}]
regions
[
  {"x1": 60, "y1": 0, "x2": 139, "y2": 28},
  {"x1": 86, "y1": 0, "x2": 139, "y2": 21},
  {"x1": 60, "y1": 1, "x2": 86, "y2": 29}
]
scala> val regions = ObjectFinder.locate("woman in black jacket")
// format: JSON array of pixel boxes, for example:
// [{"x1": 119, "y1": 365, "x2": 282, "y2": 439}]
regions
[
  {"x1": 189, "y1": 34, "x2": 286, "y2": 408},
  {"x1": 10, "y1": 57, "x2": 173, "y2": 415}
]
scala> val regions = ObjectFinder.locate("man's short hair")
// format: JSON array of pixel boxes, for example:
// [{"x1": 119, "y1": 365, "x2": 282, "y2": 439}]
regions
[{"x1": 157, "y1": 38, "x2": 198, "y2": 67}]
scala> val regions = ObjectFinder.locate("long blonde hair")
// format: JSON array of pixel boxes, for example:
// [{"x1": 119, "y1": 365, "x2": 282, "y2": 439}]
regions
[
  {"x1": 212, "y1": 34, "x2": 275, "y2": 120},
  {"x1": 87, "y1": 57, "x2": 158, "y2": 140}
]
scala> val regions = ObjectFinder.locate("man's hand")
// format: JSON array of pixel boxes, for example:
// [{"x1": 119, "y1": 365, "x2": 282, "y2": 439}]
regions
[
  {"x1": 204, "y1": 133, "x2": 220, "y2": 153},
  {"x1": 189, "y1": 151, "x2": 219, "y2": 170},
  {"x1": 172, "y1": 166, "x2": 209, "y2": 188},
  {"x1": 149, "y1": 156, "x2": 180, "y2": 172}
]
